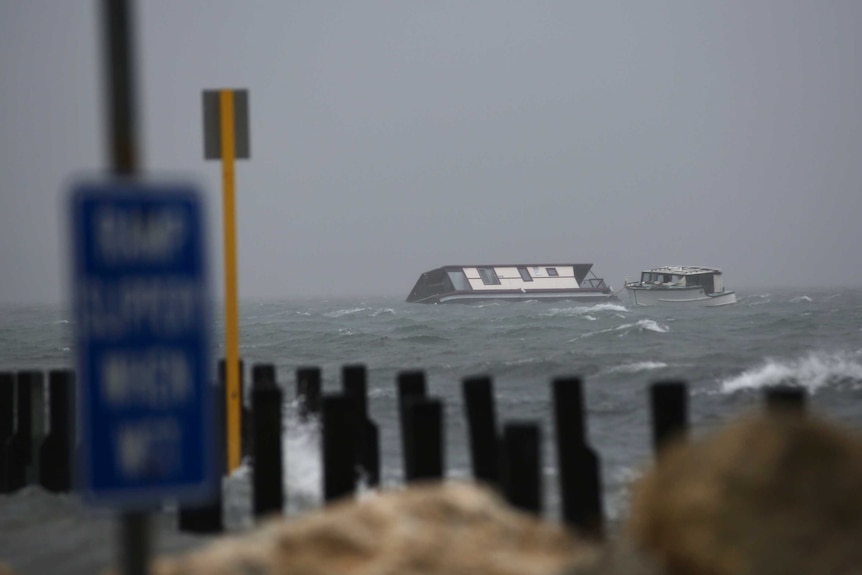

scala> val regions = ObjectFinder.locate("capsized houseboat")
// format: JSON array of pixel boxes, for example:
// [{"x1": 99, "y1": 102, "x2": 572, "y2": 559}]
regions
[
  {"x1": 624, "y1": 265, "x2": 736, "y2": 307},
  {"x1": 405, "y1": 264, "x2": 618, "y2": 304}
]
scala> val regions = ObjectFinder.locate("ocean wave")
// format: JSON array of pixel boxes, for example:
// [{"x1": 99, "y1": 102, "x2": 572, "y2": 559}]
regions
[
  {"x1": 324, "y1": 307, "x2": 370, "y2": 318},
  {"x1": 631, "y1": 319, "x2": 669, "y2": 333},
  {"x1": 790, "y1": 295, "x2": 813, "y2": 303},
  {"x1": 570, "y1": 318, "x2": 669, "y2": 341},
  {"x1": 544, "y1": 303, "x2": 629, "y2": 317},
  {"x1": 607, "y1": 361, "x2": 669, "y2": 374},
  {"x1": 720, "y1": 351, "x2": 862, "y2": 394},
  {"x1": 370, "y1": 308, "x2": 396, "y2": 317}
]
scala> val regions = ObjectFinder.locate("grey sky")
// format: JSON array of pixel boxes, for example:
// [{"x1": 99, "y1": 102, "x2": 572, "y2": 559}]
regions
[{"x1": 2, "y1": 1, "x2": 861, "y2": 304}]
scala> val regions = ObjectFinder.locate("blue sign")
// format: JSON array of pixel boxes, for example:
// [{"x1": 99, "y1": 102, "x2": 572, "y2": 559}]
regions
[{"x1": 70, "y1": 181, "x2": 216, "y2": 508}]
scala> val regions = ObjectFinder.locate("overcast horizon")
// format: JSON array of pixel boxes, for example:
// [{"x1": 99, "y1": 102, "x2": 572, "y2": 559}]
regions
[{"x1": 2, "y1": 2, "x2": 862, "y2": 305}]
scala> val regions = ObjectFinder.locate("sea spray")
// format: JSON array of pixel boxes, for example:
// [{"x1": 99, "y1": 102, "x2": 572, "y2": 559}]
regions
[{"x1": 720, "y1": 350, "x2": 862, "y2": 394}]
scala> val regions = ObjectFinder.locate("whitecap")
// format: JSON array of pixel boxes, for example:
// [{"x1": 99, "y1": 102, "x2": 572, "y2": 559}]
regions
[
  {"x1": 324, "y1": 307, "x2": 369, "y2": 318},
  {"x1": 607, "y1": 361, "x2": 669, "y2": 374},
  {"x1": 370, "y1": 308, "x2": 396, "y2": 317},
  {"x1": 720, "y1": 351, "x2": 862, "y2": 394},
  {"x1": 569, "y1": 319, "x2": 667, "y2": 341},
  {"x1": 543, "y1": 302, "x2": 628, "y2": 317},
  {"x1": 622, "y1": 319, "x2": 669, "y2": 334},
  {"x1": 790, "y1": 295, "x2": 813, "y2": 303},
  {"x1": 589, "y1": 303, "x2": 629, "y2": 313}
]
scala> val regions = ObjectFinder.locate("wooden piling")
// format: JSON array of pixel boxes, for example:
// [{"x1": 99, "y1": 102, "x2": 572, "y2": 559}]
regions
[
  {"x1": 649, "y1": 380, "x2": 689, "y2": 454},
  {"x1": 397, "y1": 370, "x2": 427, "y2": 479},
  {"x1": 178, "y1": 382, "x2": 224, "y2": 533},
  {"x1": 404, "y1": 398, "x2": 444, "y2": 481},
  {"x1": 461, "y1": 375, "x2": 499, "y2": 487},
  {"x1": 39, "y1": 369, "x2": 75, "y2": 492},
  {"x1": 322, "y1": 394, "x2": 358, "y2": 502},
  {"x1": 3, "y1": 371, "x2": 36, "y2": 491},
  {"x1": 342, "y1": 364, "x2": 380, "y2": 486},
  {"x1": 251, "y1": 364, "x2": 284, "y2": 519},
  {"x1": 500, "y1": 422, "x2": 542, "y2": 515},
  {"x1": 0, "y1": 372, "x2": 14, "y2": 493},
  {"x1": 552, "y1": 376, "x2": 604, "y2": 539},
  {"x1": 296, "y1": 366, "x2": 322, "y2": 421},
  {"x1": 764, "y1": 385, "x2": 806, "y2": 412}
]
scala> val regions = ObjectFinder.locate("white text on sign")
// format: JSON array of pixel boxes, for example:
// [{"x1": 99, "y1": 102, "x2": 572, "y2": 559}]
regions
[{"x1": 95, "y1": 205, "x2": 188, "y2": 264}]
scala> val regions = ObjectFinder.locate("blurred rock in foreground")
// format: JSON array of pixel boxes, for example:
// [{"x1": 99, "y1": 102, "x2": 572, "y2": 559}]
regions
[
  {"x1": 626, "y1": 411, "x2": 862, "y2": 575},
  {"x1": 146, "y1": 481, "x2": 598, "y2": 575}
]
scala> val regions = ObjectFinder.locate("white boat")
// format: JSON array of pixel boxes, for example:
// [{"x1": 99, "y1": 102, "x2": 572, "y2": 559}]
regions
[
  {"x1": 406, "y1": 263, "x2": 618, "y2": 304},
  {"x1": 624, "y1": 265, "x2": 737, "y2": 307}
]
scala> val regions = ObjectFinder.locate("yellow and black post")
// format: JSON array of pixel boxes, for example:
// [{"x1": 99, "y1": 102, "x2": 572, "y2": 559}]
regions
[{"x1": 203, "y1": 88, "x2": 250, "y2": 473}]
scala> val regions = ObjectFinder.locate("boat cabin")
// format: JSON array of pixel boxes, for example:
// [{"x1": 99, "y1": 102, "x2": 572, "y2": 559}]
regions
[{"x1": 638, "y1": 266, "x2": 726, "y2": 294}]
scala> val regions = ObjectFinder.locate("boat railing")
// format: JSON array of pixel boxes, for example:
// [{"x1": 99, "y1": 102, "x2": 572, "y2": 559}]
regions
[{"x1": 582, "y1": 278, "x2": 608, "y2": 290}]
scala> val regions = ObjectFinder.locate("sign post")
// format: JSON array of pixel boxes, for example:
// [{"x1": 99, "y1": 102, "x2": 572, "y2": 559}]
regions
[{"x1": 203, "y1": 88, "x2": 250, "y2": 473}]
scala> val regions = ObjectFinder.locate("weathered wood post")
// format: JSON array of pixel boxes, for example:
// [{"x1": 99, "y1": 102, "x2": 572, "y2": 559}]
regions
[
  {"x1": 461, "y1": 375, "x2": 500, "y2": 488},
  {"x1": 764, "y1": 385, "x2": 806, "y2": 412},
  {"x1": 39, "y1": 369, "x2": 75, "y2": 492},
  {"x1": 322, "y1": 394, "x2": 358, "y2": 502},
  {"x1": 251, "y1": 364, "x2": 284, "y2": 519},
  {"x1": 500, "y1": 422, "x2": 542, "y2": 515},
  {"x1": 0, "y1": 372, "x2": 14, "y2": 493},
  {"x1": 296, "y1": 366, "x2": 322, "y2": 422},
  {"x1": 342, "y1": 364, "x2": 380, "y2": 486},
  {"x1": 404, "y1": 398, "x2": 444, "y2": 481},
  {"x1": 177, "y1": 381, "x2": 224, "y2": 534},
  {"x1": 26, "y1": 371, "x2": 47, "y2": 486},
  {"x1": 649, "y1": 380, "x2": 689, "y2": 455},
  {"x1": 4, "y1": 371, "x2": 35, "y2": 491},
  {"x1": 397, "y1": 370, "x2": 427, "y2": 478},
  {"x1": 552, "y1": 376, "x2": 604, "y2": 539}
]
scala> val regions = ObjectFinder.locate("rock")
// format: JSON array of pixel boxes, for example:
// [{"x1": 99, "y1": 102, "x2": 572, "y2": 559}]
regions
[
  {"x1": 147, "y1": 481, "x2": 598, "y2": 575},
  {"x1": 626, "y1": 412, "x2": 862, "y2": 575}
]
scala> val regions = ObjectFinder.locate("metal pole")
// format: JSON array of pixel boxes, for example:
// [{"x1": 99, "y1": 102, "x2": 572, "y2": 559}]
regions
[
  {"x1": 104, "y1": 0, "x2": 138, "y2": 175},
  {"x1": 102, "y1": 1, "x2": 149, "y2": 573},
  {"x1": 219, "y1": 89, "x2": 242, "y2": 473}
]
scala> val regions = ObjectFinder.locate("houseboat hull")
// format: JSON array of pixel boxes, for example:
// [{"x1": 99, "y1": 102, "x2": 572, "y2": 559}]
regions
[
  {"x1": 625, "y1": 286, "x2": 737, "y2": 307},
  {"x1": 406, "y1": 263, "x2": 617, "y2": 304}
]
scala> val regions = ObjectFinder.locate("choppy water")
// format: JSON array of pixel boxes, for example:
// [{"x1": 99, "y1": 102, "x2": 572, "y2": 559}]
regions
[{"x1": 2, "y1": 286, "x2": 862, "y2": 573}]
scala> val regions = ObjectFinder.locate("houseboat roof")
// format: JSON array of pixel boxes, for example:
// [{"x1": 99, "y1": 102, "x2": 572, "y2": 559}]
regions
[
  {"x1": 641, "y1": 265, "x2": 723, "y2": 276},
  {"x1": 431, "y1": 263, "x2": 597, "y2": 284}
]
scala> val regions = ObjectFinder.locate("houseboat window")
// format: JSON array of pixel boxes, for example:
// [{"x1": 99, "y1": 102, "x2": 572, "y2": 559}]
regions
[
  {"x1": 447, "y1": 270, "x2": 471, "y2": 291},
  {"x1": 546, "y1": 267, "x2": 559, "y2": 277},
  {"x1": 517, "y1": 267, "x2": 533, "y2": 282},
  {"x1": 478, "y1": 267, "x2": 501, "y2": 285}
]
